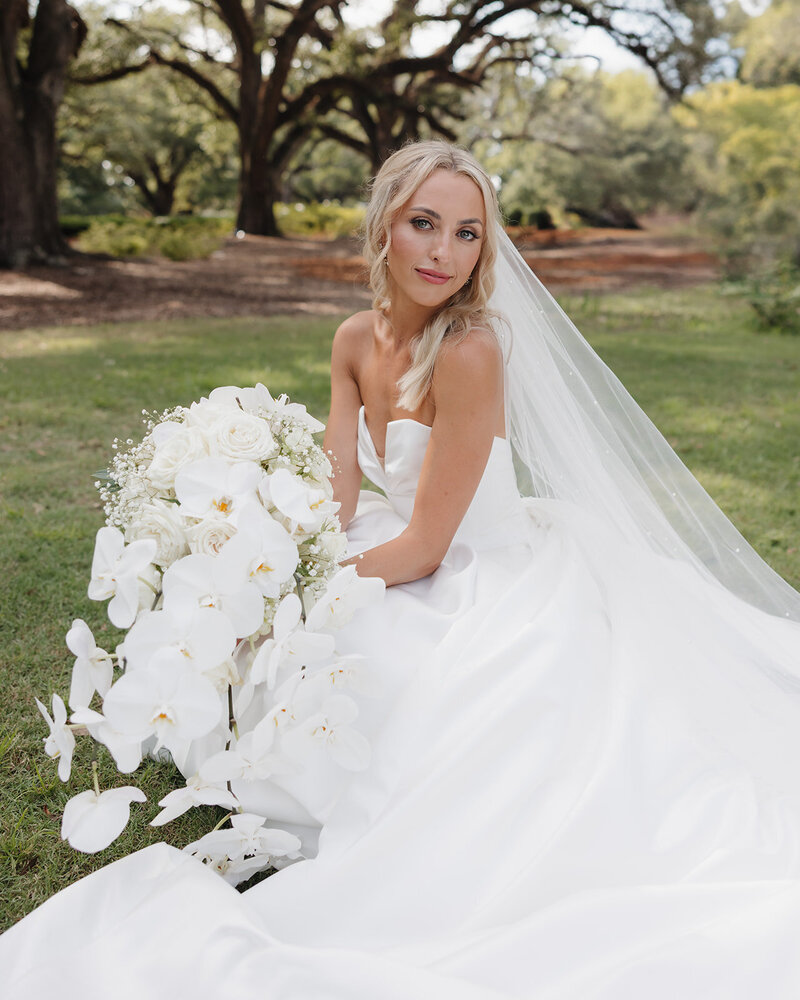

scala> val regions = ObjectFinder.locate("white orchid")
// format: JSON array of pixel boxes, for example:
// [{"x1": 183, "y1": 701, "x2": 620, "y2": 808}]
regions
[
  {"x1": 61, "y1": 786, "x2": 146, "y2": 853},
  {"x1": 282, "y1": 693, "x2": 371, "y2": 771},
  {"x1": 102, "y1": 654, "x2": 222, "y2": 769},
  {"x1": 66, "y1": 619, "x2": 114, "y2": 710},
  {"x1": 207, "y1": 384, "x2": 268, "y2": 412},
  {"x1": 295, "y1": 653, "x2": 379, "y2": 704},
  {"x1": 150, "y1": 773, "x2": 239, "y2": 827},
  {"x1": 35, "y1": 693, "x2": 75, "y2": 781},
  {"x1": 123, "y1": 585, "x2": 236, "y2": 678},
  {"x1": 208, "y1": 383, "x2": 324, "y2": 433},
  {"x1": 88, "y1": 526, "x2": 157, "y2": 628},
  {"x1": 175, "y1": 457, "x2": 261, "y2": 520},
  {"x1": 268, "y1": 390, "x2": 325, "y2": 432},
  {"x1": 251, "y1": 592, "x2": 335, "y2": 688},
  {"x1": 184, "y1": 812, "x2": 302, "y2": 885},
  {"x1": 305, "y1": 565, "x2": 386, "y2": 632},
  {"x1": 201, "y1": 710, "x2": 298, "y2": 785},
  {"x1": 54, "y1": 385, "x2": 362, "y2": 878},
  {"x1": 232, "y1": 504, "x2": 299, "y2": 599},
  {"x1": 69, "y1": 707, "x2": 143, "y2": 773},
  {"x1": 163, "y1": 550, "x2": 265, "y2": 639},
  {"x1": 267, "y1": 468, "x2": 339, "y2": 534}
]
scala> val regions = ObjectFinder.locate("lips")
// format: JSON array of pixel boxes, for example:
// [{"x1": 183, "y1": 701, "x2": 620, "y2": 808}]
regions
[{"x1": 415, "y1": 268, "x2": 451, "y2": 285}]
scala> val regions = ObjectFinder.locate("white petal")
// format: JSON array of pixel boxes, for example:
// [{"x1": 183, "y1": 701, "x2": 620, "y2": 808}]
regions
[
  {"x1": 273, "y1": 592, "x2": 302, "y2": 641},
  {"x1": 61, "y1": 787, "x2": 146, "y2": 854},
  {"x1": 66, "y1": 619, "x2": 94, "y2": 659}
]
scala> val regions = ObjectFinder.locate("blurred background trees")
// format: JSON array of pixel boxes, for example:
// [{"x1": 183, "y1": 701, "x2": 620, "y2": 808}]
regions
[{"x1": 1, "y1": 0, "x2": 799, "y2": 303}]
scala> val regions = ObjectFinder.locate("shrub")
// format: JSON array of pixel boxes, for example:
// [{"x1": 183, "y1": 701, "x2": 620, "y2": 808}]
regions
[
  {"x1": 746, "y1": 264, "x2": 800, "y2": 335},
  {"x1": 154, "y1": 218, "x2": 231, "y2": 261},
  {"x1": 74, "y1": 216, "x2": 232, "y2": 260},
  {"x1": 275, "y1": 201, "x2": 364, "y2": 238},
  {"x1": 77, "y1": 220, "x2": 154, "y2": 257}
]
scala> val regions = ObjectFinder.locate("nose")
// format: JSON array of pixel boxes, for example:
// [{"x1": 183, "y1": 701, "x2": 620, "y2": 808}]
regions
[{"x1": 430, "y1": 233, "x2": 452, "y2": 265}]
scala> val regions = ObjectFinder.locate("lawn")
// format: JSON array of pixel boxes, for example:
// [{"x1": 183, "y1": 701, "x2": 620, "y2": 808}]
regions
[{"x1": 1, "y1": 286, "x2": 798, "y2": 930}]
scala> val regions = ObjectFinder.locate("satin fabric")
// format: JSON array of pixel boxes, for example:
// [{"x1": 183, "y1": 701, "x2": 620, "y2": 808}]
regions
[{"x1": 4, "y1": 408, "x2": 800, "y2": 999}]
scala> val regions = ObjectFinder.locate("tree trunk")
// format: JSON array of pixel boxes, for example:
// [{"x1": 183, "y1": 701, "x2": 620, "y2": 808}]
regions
[
  {"x1": 0, "y1": 0, "x2": 86, "y2": 268},
  {"x1": 236, "y1": 151, "x2": 281, "y2": 236}
]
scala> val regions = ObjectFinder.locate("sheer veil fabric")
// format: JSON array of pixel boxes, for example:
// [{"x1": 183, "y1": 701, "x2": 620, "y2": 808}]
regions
[
  {"x1": 493, "y1": 229, "x2": 800, "y2": 625},
  {"x1": 3, "y1": 229, "x2": 800, "y2": 999}
]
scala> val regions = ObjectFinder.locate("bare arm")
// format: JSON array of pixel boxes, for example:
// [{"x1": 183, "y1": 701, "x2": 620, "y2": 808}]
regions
[
  {"x1": 349, "y1": 331, "x2": 504, "y2": 586},
  {"x1": 323, "y1": 316, "x2": 366, "y2": 530}
]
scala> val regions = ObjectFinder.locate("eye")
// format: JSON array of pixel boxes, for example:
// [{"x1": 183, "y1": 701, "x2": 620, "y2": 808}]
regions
[
  {"x1": 458, "y1": 228, "x2": 478, "y2": 241},
  {"x1": 411, "y1": 217, "x2": 433, "y2": 230}
]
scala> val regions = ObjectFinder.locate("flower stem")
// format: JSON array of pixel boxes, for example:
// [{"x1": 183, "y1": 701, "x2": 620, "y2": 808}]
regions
[
  {"x1": 211, "y1": 811, "x2": 234, "y2": 833},
  {"x1": 293, "y1": 574, "x2": 307, "y2": 623},
  {"x1": 91, "y1": 759, "x2": 101, "y2": 797},
  {"x1": 227, "y1": 685, "x2": 239, "y2": 742},
  {"x1": 138, "y1": 576, "x2": 160, "y2": 597}
]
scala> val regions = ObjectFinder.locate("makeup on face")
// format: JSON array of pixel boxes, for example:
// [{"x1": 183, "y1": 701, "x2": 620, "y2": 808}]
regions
[{"x1": 386, "y1": 170, "x2": 486, "y2": 309}]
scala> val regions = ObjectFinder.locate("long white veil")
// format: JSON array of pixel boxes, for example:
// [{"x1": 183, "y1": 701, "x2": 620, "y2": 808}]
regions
[{"x1": 491, "y1": 228, "x2": 800, "y2": 623}]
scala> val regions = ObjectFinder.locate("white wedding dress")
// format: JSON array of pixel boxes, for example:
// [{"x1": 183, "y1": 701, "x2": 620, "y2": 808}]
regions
[{"x1": 5, "y1": 399, "x2": 800, "y2": 999}]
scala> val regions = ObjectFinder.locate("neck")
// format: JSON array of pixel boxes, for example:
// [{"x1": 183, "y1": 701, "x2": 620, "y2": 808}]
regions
[{"x1": 385, "y1": 284, "x2": 439, "y2": 346}]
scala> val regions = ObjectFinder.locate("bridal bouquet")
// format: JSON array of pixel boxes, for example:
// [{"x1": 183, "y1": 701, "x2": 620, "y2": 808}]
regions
[{"x1": 36, "y1": 384, "x2": 383, "y2": 885}]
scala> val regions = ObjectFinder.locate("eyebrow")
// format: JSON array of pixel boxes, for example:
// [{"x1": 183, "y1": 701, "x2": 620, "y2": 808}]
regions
[{"x1": 409, "y1": 206, "x2": 484, "y2": 227}]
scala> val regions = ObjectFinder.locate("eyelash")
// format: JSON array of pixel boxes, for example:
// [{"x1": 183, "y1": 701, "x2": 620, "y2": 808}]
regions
[{"x1": 411, "y1": 217, "x2": 478, "y2": 241}]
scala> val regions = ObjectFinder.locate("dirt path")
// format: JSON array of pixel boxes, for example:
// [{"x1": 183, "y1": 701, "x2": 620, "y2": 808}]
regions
[{"x1": 0, "y1": 216, "x2": 718, "y2": 331}]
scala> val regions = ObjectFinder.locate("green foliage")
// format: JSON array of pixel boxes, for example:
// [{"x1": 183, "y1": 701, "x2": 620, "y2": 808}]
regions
[
  {"x1": 470, "y1": 66, "x2": 689, "y2": 229},
  {"x1": 675, "y1": 80, "x2": 800, "y2": 270},
  {"x1": 74, "y1": 216, "x2": 232, "y2": 260},
  {"x1": 737, "y1": 0, "x2": 800, "y2": 87},
  {"x1": 283, "y1": 139, "x2": 368, "y2": 205},
  {"x1": 275, "y1": 201, "x2": 365, "y2": 238},
  {"x1": 60, "y1": 5, "x2": 238, "y2": 217},
  {"x1": 743, "y1": 264, "x2": 800, "y2": 336}
]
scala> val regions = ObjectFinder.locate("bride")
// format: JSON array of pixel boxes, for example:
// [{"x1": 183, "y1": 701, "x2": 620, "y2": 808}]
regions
[{"x1": 5, "y1": 140, "x2": 800, "y2": 999}]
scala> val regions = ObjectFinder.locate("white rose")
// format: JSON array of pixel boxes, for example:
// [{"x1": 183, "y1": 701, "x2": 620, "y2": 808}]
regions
[
  {"x1": 148, "y1": 426, "x2": 208, "y2": 490},
  {"x1": 317, "y1": 528, "x2": 347, "y2": 563},
  {"x1": 184, "y1": 400, "x2": 229, "y2": 431},
  {"x1": 213, "y1": 412, "x2": 277, "y2": 462},
  {"x1": 188, "y1": 515, "x2": 237, "y2": 555},
  {"x1": 126, "y1": 498, "x2": 189, "y2": 567}
]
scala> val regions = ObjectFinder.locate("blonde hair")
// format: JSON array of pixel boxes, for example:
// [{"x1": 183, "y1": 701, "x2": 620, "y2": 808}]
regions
[{"x1": 363, "y1": 140, "x2": 502, "y2": 411}]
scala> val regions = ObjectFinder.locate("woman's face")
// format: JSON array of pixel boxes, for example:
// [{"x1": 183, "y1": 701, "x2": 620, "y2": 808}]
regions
[{"x1": 386, "y1": 169, "x2": 486, "y2": 312}]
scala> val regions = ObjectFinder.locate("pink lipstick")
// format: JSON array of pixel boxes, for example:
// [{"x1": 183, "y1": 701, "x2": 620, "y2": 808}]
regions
[{"x1": 416, "y1": 268, "x2": 451, "y2": 285}]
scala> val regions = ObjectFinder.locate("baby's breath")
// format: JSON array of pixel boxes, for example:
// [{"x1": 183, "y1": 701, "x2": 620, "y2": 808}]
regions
[{"x1": 97, "y1": 407, "x2": 186, "y2": 530}]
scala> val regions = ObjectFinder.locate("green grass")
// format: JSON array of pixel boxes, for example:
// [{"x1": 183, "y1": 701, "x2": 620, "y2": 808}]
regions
[{"x1": 1, "y1": 286, "x2": 799, "y2": 931}]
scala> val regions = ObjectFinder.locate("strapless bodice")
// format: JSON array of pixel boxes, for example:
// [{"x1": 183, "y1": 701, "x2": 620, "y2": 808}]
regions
[{"x1": 356, "y1": 405, "x2": 528, "y2": 550}]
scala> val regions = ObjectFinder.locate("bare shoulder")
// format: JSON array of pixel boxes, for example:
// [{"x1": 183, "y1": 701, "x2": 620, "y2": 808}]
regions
[
  {"x1": 332, "y1": 310, "x2": 375, "y2": 363},
  {"x1": 434, "y1": 326, "x2": 503, "y2": 395}
]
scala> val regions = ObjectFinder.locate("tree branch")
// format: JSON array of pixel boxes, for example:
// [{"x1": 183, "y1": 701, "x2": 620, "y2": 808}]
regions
[
  {"x1": 149, "y1": 49, "x2": 239, "y2": 121},
  {"x1": 70, "y1": 57, "x2": 152, "y2": 85}
]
